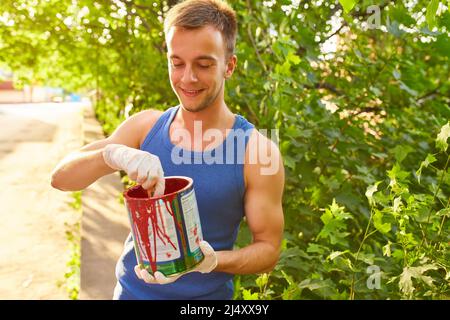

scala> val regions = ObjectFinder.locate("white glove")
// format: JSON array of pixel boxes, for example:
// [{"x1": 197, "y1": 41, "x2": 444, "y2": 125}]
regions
[
  {"x1": 103, "y1": 144, "x2": 165, "y2": 196},
  {"x1": 134, "y1": 240, "x2": 218, "y2": 285}
]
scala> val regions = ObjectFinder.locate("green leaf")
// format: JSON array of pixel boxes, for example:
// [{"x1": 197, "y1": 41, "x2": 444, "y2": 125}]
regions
[
  {"x1": 282, "y1": 283, "x2": 301, "y2": 300},
  {"x1": 416, "y1": 153, "x2": 437, "y2": 183},
  {"x1": 393, "y1": 197, "x2": 402, "y2": 213},
  {"x1": 339, "y1": 0, "x2": 357, "y2": 13},
  {"x1": 255, "y1": 26, "x2": 261, "y2": 38},
  {"x1": 329, "y1": 199, "x2": 352, "y2": 220},
  {"x1": 328, "y1": 251, "x2": 346, "y2": 260},
  {"x1": 436, "y1": 208, "x2": 450, "y2": 217},
  {"x1": 434, "y1": 34, "x2": 450, "y2": 58},
  {"x1": 383, "y1": 241, "x2": 392, "y2": 257},
  {"x1": 365, "y1": 181, "x2": 381, "y2": 206},
  {"x1": 307, "y1": 243, "x2": 327, "y2": 254},
  {"x1": 399, "y1": 81, "x2": 418, "y2": 96},
  {"x1": 436, "y1": 122, "x2": 450, "y2": 152},
  {"x1": 317, "y1": 200, "x2": 352, "y2": 245},
  {"x1": 426, "y1": 0, "x2": 440, "y2": 29},
  {"x1": 242, "y1": 288, "x2": 259, "y2": 300},
  {"x1": 387, "y1": 21, "x2": 405, "y2": 38},
  {"x1": 399, "y1": 270, "x2": 414, "y2": 296},
  {"x1": 287, "y1": 52, "x2": 301, "y2": 65},
  {"x1": 399, "y1": 264, "x2": 439, "y2": 296},
  {"x1": 388, "y1": 164, "x2": 410, "y2": 189},
  {"x1": 320, "y1": 209, "x2": 333, "y2": 225},
  {"x1": 281, "y1": 270, "x2": 294, "y2": 286},
  {"x1": 390, "y1": 4, "x2": 417, "y2": 27},
  {"x1": 392, "y1": 249, "x2": 404, "y2": 261},
  {"x1": 370, "y1": 86, "x2": 382, "y2": 97},
  {"x1": 298, "y1": 278, "x2": 327, "y2": 291},
  {"x1": 255, "y1": 273, "x2": 269, "y2": 288},
  {"x1": 373, "y1": 210, "x2": 391, "y2": 234},
  {"x1": 284, "y1": 155, "x2": 296, "y2": 170},
  {"x1": 393, "y1": 145, "x2": 414, "y2": 163}
]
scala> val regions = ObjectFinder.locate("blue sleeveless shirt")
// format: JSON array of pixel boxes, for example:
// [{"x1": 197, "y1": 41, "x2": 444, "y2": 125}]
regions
[{"x1": 113, "y1": 106, "x2": 255, "y2": 300}]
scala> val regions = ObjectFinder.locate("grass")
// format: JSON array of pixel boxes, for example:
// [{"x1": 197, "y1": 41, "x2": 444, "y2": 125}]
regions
[{"x1": 56, "y1": 191, "x2": 82, "y2": 300}]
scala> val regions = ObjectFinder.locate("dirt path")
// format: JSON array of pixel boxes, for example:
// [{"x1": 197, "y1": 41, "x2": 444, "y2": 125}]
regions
[
  {"x1": 0, "y1": 102, "x2": 130, "y2": 300},
  {"x1": 0, "y1": 102, "x2": 84, "y2": 299},
  {"x1": 79, "y1": 103, "x2": 129, "y2": 300}
]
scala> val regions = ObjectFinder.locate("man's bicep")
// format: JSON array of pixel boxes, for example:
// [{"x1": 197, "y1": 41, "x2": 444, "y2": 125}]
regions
[
  {"x1": 244, "y1": 185, "x2": 284, "y2": 246},
  {"x1": 244, "y1": 154, "x2": 285, "y2": 246},
  {"x1": 244, "y1": 131, "x2": 285, "y2": 243}
]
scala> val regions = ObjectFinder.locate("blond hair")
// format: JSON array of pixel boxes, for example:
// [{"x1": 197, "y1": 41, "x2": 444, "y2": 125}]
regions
[{"x1": 164, "y1": 0, "x2": 237, "y2": 58}]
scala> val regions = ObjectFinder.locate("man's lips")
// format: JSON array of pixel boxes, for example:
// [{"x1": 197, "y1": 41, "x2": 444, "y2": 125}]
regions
[{"x1": 180, "y1": 88, "x2": 205, "y2": 97}]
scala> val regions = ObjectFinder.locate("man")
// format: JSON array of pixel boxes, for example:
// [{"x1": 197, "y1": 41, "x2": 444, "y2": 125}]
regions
[{"x1": 51, "y1": 0, "x2": 284, "y2": 300}]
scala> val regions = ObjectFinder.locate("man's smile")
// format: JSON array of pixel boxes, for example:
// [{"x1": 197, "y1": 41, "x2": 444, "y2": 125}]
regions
[{"x1": 180, "y1": 88, "x2": 206, "y2": 97}]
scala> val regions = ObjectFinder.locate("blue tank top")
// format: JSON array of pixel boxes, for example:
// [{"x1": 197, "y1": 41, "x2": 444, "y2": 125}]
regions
[{"x1": 113, "y1": 105, "x2": 255, "y2": 300}]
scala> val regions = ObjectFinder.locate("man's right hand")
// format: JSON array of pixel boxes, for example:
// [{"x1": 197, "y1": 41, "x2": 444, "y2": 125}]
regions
[{"x1": 102, "y1": 144, "x2": 165, "y2": 196}]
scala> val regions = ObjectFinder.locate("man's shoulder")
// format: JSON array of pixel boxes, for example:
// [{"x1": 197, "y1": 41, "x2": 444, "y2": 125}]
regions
[
  {"x1": 246, "y1": 129, "x2": 282, "y2": 161},
  {"x1": 243, "y1": 128, "x2": 284, "y2": 188},
  {"x1": 123, "y1": 108, "x2": 165, "y2": 132},
  {"x1": 108, "y1": 108, "x2": 165, "y2": 148},
  {"x1": 130, "y1": 109, "x2": 165, "y2": 147},
  {"x1": 131, "y1": 108, "x2": 164, "y2": 124}
]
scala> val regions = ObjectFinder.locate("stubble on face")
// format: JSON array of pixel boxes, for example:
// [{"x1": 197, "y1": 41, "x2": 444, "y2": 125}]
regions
[{"x1": 182, "y1": 80, "x2": 224, "y2": 113}]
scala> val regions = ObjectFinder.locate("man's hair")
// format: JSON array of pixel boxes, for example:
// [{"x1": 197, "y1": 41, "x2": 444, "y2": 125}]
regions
[{"x1": 164, "y1": 0, "x2": 237, "y2": 58}]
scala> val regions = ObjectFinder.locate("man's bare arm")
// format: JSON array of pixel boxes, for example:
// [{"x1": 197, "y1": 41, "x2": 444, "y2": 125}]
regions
[
  {"x1": 214, "y1": 131, "x2": 285, "y2": 274},
  {"x1": 50, "y1": 109, "x2": 161, "y2": 192}
]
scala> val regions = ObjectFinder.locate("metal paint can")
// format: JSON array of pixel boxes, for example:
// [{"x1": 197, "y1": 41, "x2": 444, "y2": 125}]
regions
[{"x1": 123, "y1": 176, "x2": 204, "y2": 276}]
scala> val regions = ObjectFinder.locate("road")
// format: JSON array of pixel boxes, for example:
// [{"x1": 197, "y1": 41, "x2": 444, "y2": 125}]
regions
[{"x1": 0, "y1": 102, "x2": 84, "y2": 299}]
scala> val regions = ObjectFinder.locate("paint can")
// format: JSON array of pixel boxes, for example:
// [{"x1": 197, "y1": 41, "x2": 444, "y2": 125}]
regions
[{"x1": 123, "y1": 176, "x2": 204, "y2": 276}]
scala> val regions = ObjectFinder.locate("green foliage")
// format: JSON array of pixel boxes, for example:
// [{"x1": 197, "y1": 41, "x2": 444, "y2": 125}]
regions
[
  {"x1": 426, "y1": 0, "x2": 441, "y2": 29},
  {"x1": 0, "y1": 0, "x2": 176, "y2": 135},
  {"x1": 235, "y1": 122, "x2": 450, "y2": 300},
  {"x1": 69, "y1": 191, "x2": 83, "y2": 211},
  {"x1": 228, "y1": 0, "x2": 449, "y2": 300},
  {"x1": 57, "y1": 221, "x2": 81, "y2": 300},
  {"x1": 2, "y1": 0, "x2": 449, "y2": 299},
  {"x1": 57, "y1": 193, "x2": 82, "y2": 299},
  {"x1": 339, "y1": 0, "x2": 357, "y2": 13}
]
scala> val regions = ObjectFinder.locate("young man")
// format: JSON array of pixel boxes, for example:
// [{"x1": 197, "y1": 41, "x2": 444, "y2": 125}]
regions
[{"x1": 51, "y1": 0, "x2": 284, "y2": 300}]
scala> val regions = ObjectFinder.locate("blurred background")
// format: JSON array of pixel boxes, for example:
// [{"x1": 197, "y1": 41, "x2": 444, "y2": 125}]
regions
[{"x1": 0, "y1": 0, "x2": 449, "y2": 300}]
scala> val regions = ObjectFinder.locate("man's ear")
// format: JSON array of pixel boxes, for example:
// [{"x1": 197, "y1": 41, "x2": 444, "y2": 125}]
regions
[{"x1": 225, "y1": 55, "x2": 237, "y2": 79}]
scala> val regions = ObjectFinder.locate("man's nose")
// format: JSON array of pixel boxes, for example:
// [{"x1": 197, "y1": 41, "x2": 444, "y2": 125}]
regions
[{"x1": 181, "y1": 65, "x2": 198, "y2": 83}]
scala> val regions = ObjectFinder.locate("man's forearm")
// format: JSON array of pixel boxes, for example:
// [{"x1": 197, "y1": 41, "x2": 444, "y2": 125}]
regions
[
  {"x1": 214, "y1": 241, "x2": 280, "y2": 275},
  {"x1": 51, "y1": 148, "x2": 114, "y2": 191}
]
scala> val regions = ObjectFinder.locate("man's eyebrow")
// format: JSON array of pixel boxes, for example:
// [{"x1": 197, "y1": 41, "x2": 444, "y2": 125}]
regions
[
  {"x1": 169, "y1": 55, "x2": 217, "y2": 61},
  {"x1": 195, "y1": 55, "x2": 217, "y2": 61}
]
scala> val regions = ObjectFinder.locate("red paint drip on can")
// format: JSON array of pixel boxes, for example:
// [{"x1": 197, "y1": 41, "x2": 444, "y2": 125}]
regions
[{"x1": 123, "y1": 176, "x2": 205, "y2": 276}]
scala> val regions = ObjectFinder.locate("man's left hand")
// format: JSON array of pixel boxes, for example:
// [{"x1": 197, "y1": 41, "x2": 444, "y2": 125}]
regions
[{"x1": 134, "y1": 240, "x2": 218, "y2": 285}]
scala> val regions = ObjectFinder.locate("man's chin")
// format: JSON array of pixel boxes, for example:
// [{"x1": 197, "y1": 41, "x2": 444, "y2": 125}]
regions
[{"x1": 180, "y1": 102, "x2": 209, "y2": 113}]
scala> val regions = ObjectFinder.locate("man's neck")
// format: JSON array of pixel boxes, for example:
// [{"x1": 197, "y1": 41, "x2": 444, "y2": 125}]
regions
[{"x1": 175, "y1": 101, "x2": 235, "y2": 132}]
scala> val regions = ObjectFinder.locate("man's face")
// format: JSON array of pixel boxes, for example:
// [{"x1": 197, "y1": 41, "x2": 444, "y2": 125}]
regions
[{"x1": 166, "y1": 25, "x2": 236, "y2": 113}]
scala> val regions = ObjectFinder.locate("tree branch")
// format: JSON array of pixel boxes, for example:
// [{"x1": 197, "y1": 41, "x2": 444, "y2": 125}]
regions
[
  {"x1": 245, "y1": 0, "x2": 267, "y2": 72},
  {"x1": 320, "y1": 22, "x2": 347, "y2": 44}
]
